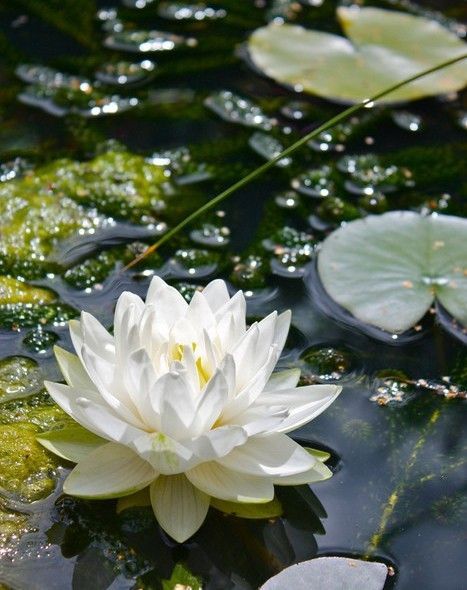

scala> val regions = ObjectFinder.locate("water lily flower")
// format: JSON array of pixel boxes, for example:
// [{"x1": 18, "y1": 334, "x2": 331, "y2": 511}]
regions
[{"x1": 41, "y1": 277, "x2": 341, "y2": 542}]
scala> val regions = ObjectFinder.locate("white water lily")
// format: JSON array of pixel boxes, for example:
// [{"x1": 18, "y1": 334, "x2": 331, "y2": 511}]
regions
[{"x1": 41, "y1": 277, "x2": 341, "y2": 542}]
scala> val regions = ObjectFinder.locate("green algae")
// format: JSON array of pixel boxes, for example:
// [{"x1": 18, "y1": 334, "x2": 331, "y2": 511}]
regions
[
  {"x1": 0, "y1": 422, "x2": 59, "y2": 502},
  {"x1": 0, "y1": 277, "x2": 56, "y2": 305},
  {"x1": 0, "y1": 151, "x2": 172, "y2": 278},
  {"x1": 0, "y1": 357, "x2": 44, "y2": 402}
]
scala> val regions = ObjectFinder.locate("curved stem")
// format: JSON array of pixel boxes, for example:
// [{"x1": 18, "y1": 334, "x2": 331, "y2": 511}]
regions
[{"x1": 126, "y1": 53, "x2": 467, "y2": 270}]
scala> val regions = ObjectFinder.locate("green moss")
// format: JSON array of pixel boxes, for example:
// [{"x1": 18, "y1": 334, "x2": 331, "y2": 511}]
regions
[
  {"x1": 0, "y1": 390, "x2": 70, "y2": 431},
  {"x1": 0, "y1": 277, "x2": 56, "y2": 305},
  {"x1": 0, "y1": 356, "x2": 44, "y2": 402},
  {"x1": 0, "y1": 422, "x2": 59, "y2": 502},
  {"x1": 0, "y1": 500, "x2": 30, "y2": 544}
]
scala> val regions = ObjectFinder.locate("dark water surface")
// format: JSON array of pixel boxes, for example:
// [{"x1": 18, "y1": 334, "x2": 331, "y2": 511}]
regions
[{"x1": 0, "y1": 1, "x2": 466, "y2": 589}]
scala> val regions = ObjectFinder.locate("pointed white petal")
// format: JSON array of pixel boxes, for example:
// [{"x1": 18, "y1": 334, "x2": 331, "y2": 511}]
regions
[
  {"x1": 217, "y1": 434, "x2": 315, "y2": 476},
  {"x1": 190, "y1": 425, "x2": 248, "y2": 461},
  {"x1": 187, "y1": 290, "x2": 215, "y2": 332},
  {"x1": 201, "y1": 279, "x2": 231, "y2": 313},
  {"x1": 192, "y1": 369, "x2": 228, "y2": 436},
  {"x1": 150, "y1": 474, "x2": 209, "y2": 542},
  {"x1": 54, "y1": 346, "x2": 96, "y2": 391},
  {"x1": 264, "y1": 368, "x2": 301, "y2": 392},
  {"x1": 63, "y1": 442, "x2": 156, "y2": 499},
  {"x1": 159, "y1": 371, "x2": 197, "y2": 439},
  {"x1": 261, "y1": 385, "x2": 342, "y2": 434},
  {"x1": 272, "y1": 310, "x2": 291, "y2": 356},
  {"x1": 273, "y1": 460, "x2": 332, "y2": 485},
  {"x1": 186, "y1": 462, "x2": 274, "y2": 503},
  {"x1": 131, "y1": 431, "x2": 198, "y2": 475},
  {"x1": 145, "y1": 275, "x2": 188, "y2": 320},
  {"x1": 79, "y1": 312, "x2": 115, "y2": 361}
]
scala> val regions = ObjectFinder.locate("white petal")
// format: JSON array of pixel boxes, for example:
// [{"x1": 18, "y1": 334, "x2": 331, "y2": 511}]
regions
[
  {"x1": 272, "y1": 310, "x2": 291, "y2": 355},
  {"x1": 64, "y1": 442, "x2": 156, "y2": 499},
  {"x1": 54, "y1": 345, "x2": 96, "y2": 391},
  {"x1": 159, "y1": 371, "x2": 197, "y2": 439},
  {"x1": 186, "y1": 289, "x2": 215, "y2": 332},
  {"x1": 150, "y1": 474, "x2": 209, "y2": 542},
  {"x1": 218, "y1": 433, "x2": 315, "y2": 476},
  {"x1": 186, "y1": 462, "x2": 274, "y2": 503},
  {"x1": 80, "y1": 345, "x2": 146, "y2": 428},
  {"x1": 273, "y1": 460, "x2": 332, "y2": 485},
  {"x1": 260, "y1": 385, "x2": 342, "y2": 434},
  {"x1": 190, "y1": 425, "x2": 248, "y2": 461},
  {"x1": 131, "y1": 431, "x2": 198, "y2": 475},
  {"x1": 125, "y1": 348, "x2": 162, "y2": 430},
  {"x1": 192, "y1": 369, "x2": 228, "y2": 436},
  {"x1": 70, "y1": 315, "x2": 115, "y2": 363},
  {"x1": 201, "y1": 279, "x2": 231, "y2": 313},
  {"x1": 264, "y1": 368, "x2": 301, "y2": 392},
  {"x1": 145, "y1": 275, "x2": 188, "y2": 320},
  {"x1": 44, "y1": 381, "x2": 111, "y2": 440}
]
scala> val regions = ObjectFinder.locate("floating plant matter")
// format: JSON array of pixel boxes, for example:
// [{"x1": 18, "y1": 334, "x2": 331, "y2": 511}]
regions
[
  {"x1": 317, "y1": 211, "x2": 467, "y2": 335},
  {"x1": 247, "y1": 6, "x2": 467, "y2": 103},
  {"x1": 248, "y1": 132, "x2": 291, "y2": 167},
  {"x1": 104, "y1": 29, "x2": 195, "y2": 52},
  {"x1": 95, "y1": 60, "x2": 156, "y2": 86},
  {"x1": 157, "y1": 3, "x2": 227, "y2": 21},
  {"x1": 204, "y1": 90, "x2": 276, "y2": 130}
]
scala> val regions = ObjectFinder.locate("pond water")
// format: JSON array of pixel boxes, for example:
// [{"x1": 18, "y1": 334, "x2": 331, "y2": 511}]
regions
[{"x1": 0, "y1": 1, "x2": 466, "y2": 589}]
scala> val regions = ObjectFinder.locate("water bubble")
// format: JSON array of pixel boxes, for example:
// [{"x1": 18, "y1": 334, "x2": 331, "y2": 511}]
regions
[
  {"x1": 456, "y1": 110, "x2": 467, "y2": 131},
  {"x1": 169, "y1": 248, "x2": 219, "y2": 279},
  {"x1": 204, "y1": 90, "x2": 276, "y2": 131},
  {"x1": 358, "y1": 191, "x2": 388, "y2": 213},
  {"x1": 307, "y1": 123, "x2": 354, "y2": 152},
  {"x1": 248, "y1": 132, "x2": 291, "y2": 167},
  {"x1": 391, "y1": 110, "x2": 422, "y2": 132},
  {"x1": 300, "y1": 346, "x2": 355, "y2": 382},
  {"x1": 96, "y1": 8, "x2": 118, "y2": 21},
  {"x1": 157, "y1": 3, "x2": 227, "y2": 20},
  {"x1": 0, "y1": 158, "x2": 32, "y2": 183},
  {"x1": 95, "y1": 60, "x2": 156, "y2": 86},
  {"x1": 190, "y1": 223, "x2": 230, "y2": 247},
  {"x1": 104, "y1": 30, "x2": 192, "y2": 53},
  {"x1": 122, "y1": 0, "x2": 156, "y2": 7},
  {"x1": 275, "y1": 190, "x2": 300, "y2": 209},
  {"x1": 0, "y1": 356, "x2": 44, "y2": 401},
  {"x1": 343, "y1": 158, "x2": 414, "y2": 195},
  {"x1": 22, "y1": 327, "x2": 58, "y2": 354},
  {"x1": 280, "y1": 101, "x2": 310, "y2": 120},
  {"x1": 291, "y1": 166, "x2": 335, "y2": 198},
  {"x1": 230, "y1": 255, "x2": 267, "y2": 290}
]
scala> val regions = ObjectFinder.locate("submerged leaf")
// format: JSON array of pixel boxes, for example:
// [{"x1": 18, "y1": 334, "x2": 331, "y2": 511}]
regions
[
  {"x1": 247, "y1": 6, "x2": 467, "y2": 103},
  {"x1": 317, "y1": 211, "x2": 467, "y2": 334},
  {"x1": 210, "y1": 496, "x2": 283, "y2": 519}
]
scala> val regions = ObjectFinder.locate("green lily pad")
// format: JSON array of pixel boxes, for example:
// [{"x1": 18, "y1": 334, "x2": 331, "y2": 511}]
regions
[
  {"x1": 210, "y1": 496, "x2": 283, "y2": 519},
  {"x1": 247, "y1": 6, "x2": 467, "y2": 103},
  {"x1": 317, "y1": 211, "x2": 467, "y2": 334}
]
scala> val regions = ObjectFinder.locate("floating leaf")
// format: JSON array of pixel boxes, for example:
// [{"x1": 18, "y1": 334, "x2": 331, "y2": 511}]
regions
[
  {"x1": 210, "y1": 496, "x2": 283, "y2": 519},
  {"x1": 317, "y1": 211, "x2": 467, "y2": 334},
  {"x1": 116, "y1": 487, "x2": 151, "y2": 514},
  {"x1": 305, "y1": 447, "x2": 331, "y2": 463},
  {"x1": 260, "y1": 556, "x2": 388, "y2": 590},
  {"x1": 37, "y1": 424, "x2": 106, "y2": 463},
  {"x1": 247, "y1": 6, "x2": 467, "y2": 103}
]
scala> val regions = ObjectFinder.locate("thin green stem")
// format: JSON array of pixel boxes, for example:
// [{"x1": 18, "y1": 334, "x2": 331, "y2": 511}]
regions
[{"x1": 126, "y1": 53, "x2": 467, "y2": 269}]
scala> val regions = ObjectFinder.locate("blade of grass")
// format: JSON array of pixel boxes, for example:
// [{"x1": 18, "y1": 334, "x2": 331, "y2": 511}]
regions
[{"x1": 126, "y1": 53, "x2": 467, "y2": 270}]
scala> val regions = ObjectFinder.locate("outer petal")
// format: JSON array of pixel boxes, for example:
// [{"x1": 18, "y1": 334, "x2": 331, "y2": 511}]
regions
[
  {"x1": 190, "y1": 425, "x2": 248, "y2": 461},
  {"x1": 37, "y1": 424, "x2": 106, "y2": 463},
  {"x1": 217, "y1": 433, "x2": 315, "y2": 476},
  {"x1": 261, "y1": 385, "x2": 342, "y2": 434},
  {"x1": 186, "y1": 462, "x2": 274, "y2": 503},
  {"x1": 145, "y1": 275, "x2": 188, "y2": 320},
  {"x1": 63, "y1": 442, "x2": 157, "y2": 499},
  {"x1": 273, "y1": 460, "x2": 332, "y2": 485},
  {"x1": 150, "y1": 474, "x2": 209, "y2": 542},
  {"x1": 201, "y1": 279, "x2": 231, "y2": 313},
  {"x1": 54, "y1": 345, "x2": 96, "y2": 391},
  {"x1": 272, "y1": 310, "x2": 291, "y2": 356}
]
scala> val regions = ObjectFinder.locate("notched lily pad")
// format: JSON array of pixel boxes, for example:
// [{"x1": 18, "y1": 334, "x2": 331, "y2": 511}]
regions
[
  {"x1": 316, "y1": 211, "x2": 467, "y2": 335},
  {"x1": 247, "y1": 6, "x2": 467, "y2": 103}
]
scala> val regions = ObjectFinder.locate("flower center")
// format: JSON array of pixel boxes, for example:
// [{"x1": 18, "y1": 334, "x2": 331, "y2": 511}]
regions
[{"x1": 171, "y1": 343, "x2": 211, "y2": 389}]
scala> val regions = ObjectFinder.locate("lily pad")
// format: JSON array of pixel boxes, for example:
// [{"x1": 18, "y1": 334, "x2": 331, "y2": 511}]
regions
[
  {"x1": 317, "y1": 211, "x2": 467, "y2": 334},
  {"x1": 260, "y1": 556, "x2": 388, "y2": 590},
  {"x1": 247, "y1": 6, "x2": 467, "y2": 103}
]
